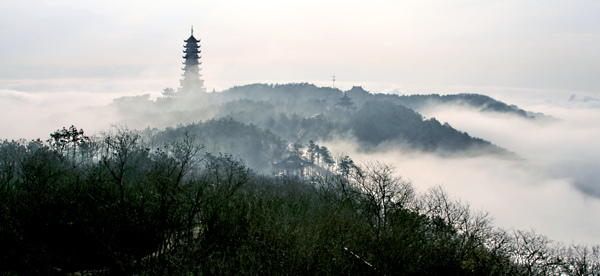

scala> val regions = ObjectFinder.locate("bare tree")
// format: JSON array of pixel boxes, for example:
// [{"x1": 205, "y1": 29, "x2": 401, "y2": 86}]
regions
[
  {"x1": 349, "y1": 161, "x2": 414, "y2": 231},
  {"x1": 561, "y1": 244, "x2": 600, "y2": 276},
  {"x1": 421, "y1": 185, "x2": 491, "y2": 243},
  {"x1": 508, "y1": 229, "x2": 562, "y2": 275},
  {"x1": 100, "y1": 126, "x2": 147, "y2": 207}
]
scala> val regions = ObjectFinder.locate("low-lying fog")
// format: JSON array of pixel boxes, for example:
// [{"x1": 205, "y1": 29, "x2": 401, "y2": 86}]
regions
[
  {"x1": 2, "y1": 82, "x2": 599, "y2": 245},
  {"x1": 0, "y1": 80, "x2": 163, "y2": 139},
  {"x1": 363, "y1": 87, "x2": 600, "y2": 245}
]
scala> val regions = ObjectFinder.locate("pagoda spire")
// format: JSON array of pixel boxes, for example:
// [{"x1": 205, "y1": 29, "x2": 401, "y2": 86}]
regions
[{"x1": 179, "y1": 27, "x2": 205, "y2": 93}]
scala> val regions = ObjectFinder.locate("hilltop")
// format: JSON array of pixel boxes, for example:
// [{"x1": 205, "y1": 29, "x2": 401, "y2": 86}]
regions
[{"x1": 101, "y1": 83, "x2": 530, "y2": 171}]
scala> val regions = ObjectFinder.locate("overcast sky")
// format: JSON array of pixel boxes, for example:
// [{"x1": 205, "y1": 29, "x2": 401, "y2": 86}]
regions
[{"x1": 1, "y1": 0, "x2": 600, "y2": 95}]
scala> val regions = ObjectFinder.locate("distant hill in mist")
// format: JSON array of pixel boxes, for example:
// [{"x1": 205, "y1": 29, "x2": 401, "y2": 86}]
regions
[
  {"x1": 213, "y1": 83, "x2": 534, "y2": 119},
  {"x1": 99, "y1": 83, "x2": 532, "y2": 171}
]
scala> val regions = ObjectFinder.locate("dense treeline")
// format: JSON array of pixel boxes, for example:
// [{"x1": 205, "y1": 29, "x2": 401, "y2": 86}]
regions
[{"x1": 1, "y1": 126, "x2": 598, "y2": 275}]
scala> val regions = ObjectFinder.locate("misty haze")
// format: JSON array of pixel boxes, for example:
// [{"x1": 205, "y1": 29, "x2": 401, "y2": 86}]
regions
[{"x1": 2, "y1": 1, "x2": 600, "y2": 274}]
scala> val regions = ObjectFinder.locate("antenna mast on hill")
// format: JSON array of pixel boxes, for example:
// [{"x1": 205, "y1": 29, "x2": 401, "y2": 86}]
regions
[{"x1": 332, "y1": 75, "x2": 336, "y2": 89}]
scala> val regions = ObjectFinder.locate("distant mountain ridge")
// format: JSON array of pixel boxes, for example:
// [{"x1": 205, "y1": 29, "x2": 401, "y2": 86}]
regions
[
  {"x1": 395, "y1": 93, "x2": 532, "y2": 118},
  {"x1": 211, "y1": 83, "x2": 536, "y2": 118}
]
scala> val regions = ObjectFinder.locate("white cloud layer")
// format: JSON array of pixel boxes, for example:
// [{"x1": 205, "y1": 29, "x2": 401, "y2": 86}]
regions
[
  {"x1": 342, "y1": 148, "x2": 600, "y2": 246},
  {"x1": 360, "y1": 88, "x2": 600, "y2": 245}
]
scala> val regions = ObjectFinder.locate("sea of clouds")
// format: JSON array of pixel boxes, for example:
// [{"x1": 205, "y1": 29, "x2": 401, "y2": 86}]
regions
[{"x1": 349, "y1": 86, "x2": 600, "y2": 245}]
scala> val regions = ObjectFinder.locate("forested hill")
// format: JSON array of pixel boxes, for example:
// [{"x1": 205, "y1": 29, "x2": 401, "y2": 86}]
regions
[
  {"x1": 104, "y1": 83, "x2": 528, "y2": 167},
  {"x1": 142, "y1": 83, "x2": 521, "y2": 160},
  {"x1": 2, "y1": 132, "x2": 587, "y2": 275},
  {"x1": 138, "y1": 101, "x2": 506, "y2": 172}
]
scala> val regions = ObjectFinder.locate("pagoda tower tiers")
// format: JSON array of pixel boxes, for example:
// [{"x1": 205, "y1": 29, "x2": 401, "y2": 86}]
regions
[{"x1": 180, "y1": 26, "x2": 206, "y2": 93}]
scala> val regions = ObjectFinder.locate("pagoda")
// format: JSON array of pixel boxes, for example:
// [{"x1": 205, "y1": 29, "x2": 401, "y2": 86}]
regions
[
  {"x1": 335, "y1": 92, "x2": 355, "y2": 111},
  {"x1": 179, "y1": 26, "x2": 206, "y2": 93}
]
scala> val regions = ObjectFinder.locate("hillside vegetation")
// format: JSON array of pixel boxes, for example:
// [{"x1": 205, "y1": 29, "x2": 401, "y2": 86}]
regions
[
  {"x1": 110, "y1": 83, "x2": 516, "y2": 162},
  {"x1": 2, "y1": 84, "x2": 592, "y2": 275},
  {"x1": 1, "y1": 126, "x2": 598, "y2": 275}
]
